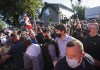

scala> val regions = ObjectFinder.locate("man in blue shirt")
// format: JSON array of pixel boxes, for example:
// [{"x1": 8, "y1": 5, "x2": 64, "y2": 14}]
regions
[{"x1": 0, "y1": 33, "x2": 26, "y2": 70}]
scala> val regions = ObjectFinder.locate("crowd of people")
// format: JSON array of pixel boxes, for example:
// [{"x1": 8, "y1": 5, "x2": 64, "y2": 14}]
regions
[{"x1": 0, "y1": 19, "x2": 100, "y2": 70}]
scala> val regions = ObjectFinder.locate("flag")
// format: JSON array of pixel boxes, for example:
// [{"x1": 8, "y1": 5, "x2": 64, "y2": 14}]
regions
[
  {"x1": 33, "y1": 19, "x2": 37, "y2": 31},
  {"x1": 24, "y1": 15, "x2": 32, "y2": 29}
]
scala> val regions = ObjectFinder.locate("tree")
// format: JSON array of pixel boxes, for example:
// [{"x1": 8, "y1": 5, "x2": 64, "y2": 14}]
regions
[
  {"x1": 73, "y1": 5, "x2": 85, "y2": 20},
  {"x1": 0, "y1": 0, "x2": 43, "y2": 26},
  {"x1": 70, "y1": 0, "x2": 86, "y2": 20},
  {"x1": 77, "y1": 6, "x2": 85, "y2": 20},
  {"x1": 0, "y1": 0, "x2": 43, "y2": 16},
  {"x1": 0, "y1": 20, "x2": 6, "y2": 31}
]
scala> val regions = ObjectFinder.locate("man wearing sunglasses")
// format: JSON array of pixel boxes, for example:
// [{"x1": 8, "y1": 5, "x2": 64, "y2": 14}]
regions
[{"x1": 41, "y1": 28, "x2": 59, "y2": 70}]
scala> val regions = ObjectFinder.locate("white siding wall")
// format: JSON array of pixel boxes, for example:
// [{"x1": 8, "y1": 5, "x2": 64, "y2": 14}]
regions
[{"x1": 60, "y1": 8, "x2": 73, "y2": 18}]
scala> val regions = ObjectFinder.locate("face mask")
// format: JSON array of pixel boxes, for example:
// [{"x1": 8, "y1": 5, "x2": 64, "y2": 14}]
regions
[
  {"x1": 44, "y1": 38, "x2": 49, "y2": 42},
  {"x1": 56, "y1": 34, "x2": 62, "y2": 38},
  {"x1": 66, "y1": 56, "x2": 81, "y2": 68}
]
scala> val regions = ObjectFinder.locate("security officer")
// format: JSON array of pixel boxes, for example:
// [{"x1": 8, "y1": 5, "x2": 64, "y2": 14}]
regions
[
  {"x1": 83, "y1": 22, "x2": 100, "y2": 70},
  {"x1": 54, "y1": 39, "x2": 95, "y2": 70}
]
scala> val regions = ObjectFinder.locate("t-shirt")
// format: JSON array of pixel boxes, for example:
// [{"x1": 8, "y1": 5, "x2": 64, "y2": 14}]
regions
[
  {"x1": 83, "y1": 34, "x2": 100, "y2": 69},
  {"x1": 24, "y1": 44, "x2": 44, "y2": 70}
]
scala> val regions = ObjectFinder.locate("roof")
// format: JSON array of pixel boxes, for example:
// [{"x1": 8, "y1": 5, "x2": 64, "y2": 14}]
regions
[
  {"x1": 59, "y1": 4, "x2": 73, "y2": 12},
  {"x1": 39, "y1": 2, "x2": 73, "y2": 18}
]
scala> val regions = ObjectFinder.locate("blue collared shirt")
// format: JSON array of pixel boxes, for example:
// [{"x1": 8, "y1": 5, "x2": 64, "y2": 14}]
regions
[{"x1": 57, "y1": 35, "x2": 75, "y2": 58}]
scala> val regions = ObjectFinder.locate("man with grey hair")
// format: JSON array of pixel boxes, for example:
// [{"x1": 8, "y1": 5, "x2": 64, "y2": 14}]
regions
[
  {"x1": 54, "y1": 39, "x2": 95, "y2": 70},
  {"x1": 83, "y1": 21, "x2": 100, "y2": 70}
]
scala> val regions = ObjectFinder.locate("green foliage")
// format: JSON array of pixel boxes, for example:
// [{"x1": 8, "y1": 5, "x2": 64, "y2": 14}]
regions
[
  {"x1": 77, "y1": 6, "x2": 85, "y2": 20},
  {"x1": 18, "y1": 0, "x2": 40, "y2": 16},
  {"x1": 0, "y1": 20, "x2": 6, "y2": 31},
  {"x1": 0, "y1": 0, "x2": 43, "y2": 27},
  {"x1": 73, "y1": 5, "x2": 85, "y2": 20},
  {"x1": 70, "y1": 0, "x2": 86, "y2": 20},
  {"x1": 0, "y1": 0, "x2": 43, "y2": 19}
]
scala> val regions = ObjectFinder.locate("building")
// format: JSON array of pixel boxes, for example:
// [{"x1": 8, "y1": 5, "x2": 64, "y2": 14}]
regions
[
  {"x1": 85, "y1": 6, "x2": 100, "y2": 20},
  {"x1": 39, "y1": 2, "x2": 74, "y2": 26}
]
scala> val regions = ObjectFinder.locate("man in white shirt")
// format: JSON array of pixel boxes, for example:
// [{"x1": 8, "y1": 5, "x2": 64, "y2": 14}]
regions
[{"x1": 23, "y1": 39, "x2": 44, "y2": 70}]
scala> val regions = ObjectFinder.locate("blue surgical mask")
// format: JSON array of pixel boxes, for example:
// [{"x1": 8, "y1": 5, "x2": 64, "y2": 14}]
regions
[{"x1": 66, "y1": 56, "x2": 81, "y2": 68}]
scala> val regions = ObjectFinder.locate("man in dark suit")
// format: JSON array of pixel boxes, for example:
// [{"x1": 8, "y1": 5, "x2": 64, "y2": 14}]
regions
[{"x1": 54, "y1": 39, "x2": 95, "y2": 70}]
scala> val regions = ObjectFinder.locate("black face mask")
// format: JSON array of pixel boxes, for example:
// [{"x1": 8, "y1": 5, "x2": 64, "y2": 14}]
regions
[
  {"x1": 56, "y1": 34, "x2": 62, "y2": 38},
  {"x1": 76, "y1": 29, "x2": 81, "y2": 31},
  {"x1": 43, "y1": 36, "x2": 50, "y2": 42},
  {"x1": 43, "y1": 38, "x2": 50, "y2": 42}
]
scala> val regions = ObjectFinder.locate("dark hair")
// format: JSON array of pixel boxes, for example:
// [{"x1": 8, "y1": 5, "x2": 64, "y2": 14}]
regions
[
  {"x1": 20, "y1": 35, "x2": 31, "y2": 42},
  {"x1": 42, "y1": 28, "x2": 49, "y2": 33},
  {"x1": 66, "y1": 39, "x2": 84, "y2": 52},
  {"x1": 54, "y1": 24, "x2": 67, "y2": 33},
  {"x1": 10, "y1": 33, "x2": 18, "y2": 37},
  {"x1": 21, "y1": 36, "x2": 32, "y2": 46},
  {"x1": 90, "y1": 19, "x2": 97, "y2": 23}
]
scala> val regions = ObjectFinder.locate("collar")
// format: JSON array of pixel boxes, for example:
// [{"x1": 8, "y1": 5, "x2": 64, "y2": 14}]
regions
[{"x1": 60, "y1": 35, "x2": 69, "y2": 41}]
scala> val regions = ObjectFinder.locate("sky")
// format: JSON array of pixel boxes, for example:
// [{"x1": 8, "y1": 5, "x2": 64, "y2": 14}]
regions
[{"x1": 43, "y1": 0, "x2": 100, "y2": 8}]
